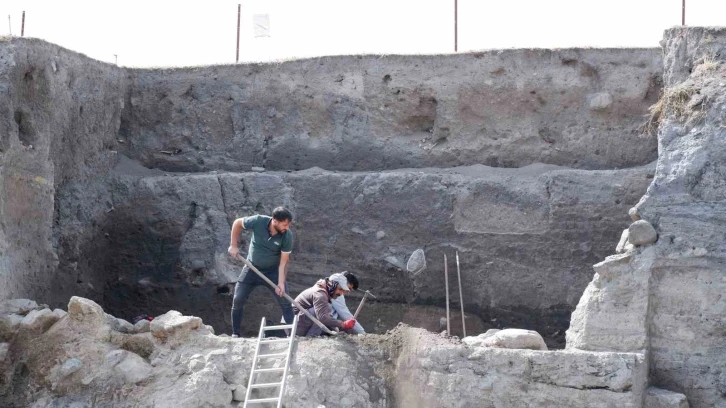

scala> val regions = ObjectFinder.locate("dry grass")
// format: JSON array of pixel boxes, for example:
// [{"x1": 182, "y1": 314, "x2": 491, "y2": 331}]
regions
[
  {"x1": 696, "y1": 53, "x2": 720, "y2": 73},
  {"x1": 641, "y1": 84, "x2": 699, "y2": 138}
]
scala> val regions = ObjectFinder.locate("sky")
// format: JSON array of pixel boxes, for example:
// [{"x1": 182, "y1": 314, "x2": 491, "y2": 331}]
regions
[{"x1": 1, "y1": 0, "x2": 725, "y2": 67}]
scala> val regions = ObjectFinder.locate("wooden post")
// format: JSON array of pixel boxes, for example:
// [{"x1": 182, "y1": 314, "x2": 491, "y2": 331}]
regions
[
  {"x1": 682, "y1": 0, "x2": 686, "y2": 26},
  {"x1": 236, "y1": 4, "x2": 241, "y2": 63},
  {"x1": 21, "y1": 11, "x2": 25, "y2": 37},
  {"x1": 456, "y1": 251, "x2": 466, "y2": 337},
  {"x1": 445, "y1": 254, "x2": 451, "y2": 335}
]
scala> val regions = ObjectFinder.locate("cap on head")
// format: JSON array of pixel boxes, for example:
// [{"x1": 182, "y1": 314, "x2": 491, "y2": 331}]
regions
[{"x1": 328, "y1": 273, "x2": 350, "y2": 291}]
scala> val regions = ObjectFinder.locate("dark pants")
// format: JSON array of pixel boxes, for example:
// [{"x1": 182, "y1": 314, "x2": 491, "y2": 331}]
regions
[{"x1": 231, "y1": 265, "x2": 294, "y2": 336}]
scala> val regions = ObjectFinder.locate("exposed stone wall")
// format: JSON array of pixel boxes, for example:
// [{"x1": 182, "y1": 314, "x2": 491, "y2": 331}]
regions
[
  {"x1": 0, "y1": 38, "x2": 127, "y2": 302},
  {"x1": 0, "y1": 38, "x2": 659, "y2": 347},
  {"x1": 567, "y1": 27, "x2": 726, "y2": 408},
  {"x1": 118, "y1": 49, "x2": 661, "y2": 172},
  {"x1": 65, "y1": 160, "x2": 649, "y2": 345}
]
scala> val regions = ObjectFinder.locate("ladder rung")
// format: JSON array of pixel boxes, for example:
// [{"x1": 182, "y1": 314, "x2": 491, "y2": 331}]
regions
[
  {"x1": 250, "y1": 382, "x2": 283, "y2": 389},
  {"x1": 263, "y1": 324, "x2": 293, "y2": 330},
  {"x1": 253, "y1": 367, "x2": 285, "y2": 373},
  {"x1": 258, "y1": 352, "x2": 287, "y2": 359},
  {"x1": 259, "y1": 338, "x2": 290, "y2": 344},
  {"x1": 246, "y1": 397, "x2": 280, "y2": 404}
]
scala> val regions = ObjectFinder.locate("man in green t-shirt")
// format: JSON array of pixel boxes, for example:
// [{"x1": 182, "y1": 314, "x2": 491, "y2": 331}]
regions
[{"x1": 228, "y1": 206, "x2": 294, "y2": 337}]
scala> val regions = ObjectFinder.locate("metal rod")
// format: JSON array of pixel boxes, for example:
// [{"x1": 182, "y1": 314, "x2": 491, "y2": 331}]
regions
[
  {"x1": 456, "y1": 251, "x2": 466, "y2": 337},
  {"x1": 236, "y1": 4, "x2": 241, "y2": 63},
  {"x1": 21, "y1": 11, "x2": 24, "y2": 37},
  {"x1": 682, "y1": 0, "x2": 685, "y2": 26},
  {"x1": 454, "y1": 0, "x2": 458, "y2": 52},
  {"x1": 445, "y1": 254, "x2": 450, "y2": 336},
  {"x1": 235, "y1": 255, "x2": 336, "y2": 335}
]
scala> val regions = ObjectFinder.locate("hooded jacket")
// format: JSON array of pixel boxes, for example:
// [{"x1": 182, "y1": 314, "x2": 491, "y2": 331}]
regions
[{"x1": 293, "y1": 279, "x2": 345, "y2": 335}]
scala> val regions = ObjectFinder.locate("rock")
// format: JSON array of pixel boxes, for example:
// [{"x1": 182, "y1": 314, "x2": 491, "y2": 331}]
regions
[
  {"x1": 567, "y1": 248, "x2": 655, "y2": 353},
  {"x1": 188, "y1": 354, "x2": 205, "y2": 372},
  {"x1": 150, "y1": 310, "x2": 203, "y2": 340},
  {"x1": 116, "y1": 318, "x2": 135, "y2": 333},
  {"x1": 106, "y1": 350, "x2": 153, "y2": 384},
  {"x1": 628, "y1": 206, "x2": 641, "y2": 221},
  {"x1": 52, "y1": 309, "x2": 68, "y2": 320},
  {"x1": 68, "y1": 297, "x2": 106, "y2": 326},
  {"x1": 589, "y1": 92, "x2": 613, "y2": 111},
  {"x1": 628, "y1": 220, "x2": 657, "y2": 245},
  {"x1": 593, "y1": 252, "x2": 633, "y2": 279},
  {"x1": 134, "y1": 319, "x2": 151, "y2": 333},
  {"x1": 645, "y1": 387, "x2": 690, "y2": 408},
  {"x1": 0, "y1": 299, "x2": 40, "y2": 316},
  {"x1": 232, "y1": 385, "x2": 247, "y2": 402},
  {"x1": 375, "y1": 230, "x2": 385, "y2": 240},
  {"x1": 148, "y1": 365, "x2": 232, "y2": 407},
  {"x1": 20, "y1": 309, "x2": 59, "y2": 332},
  {"x1": 462, "y1": 329, "x2": 501, "y2": 347},
  {"x1": 0, "y1": 314, "x2": 24, "y2": 339},
  {"x1": 615, "y1": 229, "x2": 634, "y2": 253},
  {"x1": 59, "y1": 358, "x2": 83, "y2": 377},
  {"x1": 0, "y1": 342, "x2": 8, "y2": 362},
  {"x1": 438, "y1": 317, "x2": 447, "y2": 332},
  {"x1": 480, "y1": 328, "x2": 548, "y2": 350}
]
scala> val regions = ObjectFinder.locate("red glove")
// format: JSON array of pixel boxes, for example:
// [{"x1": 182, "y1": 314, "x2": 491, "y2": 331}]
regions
[{"x1": 341, "y1": 319, "x2": 356, "y2": 330}]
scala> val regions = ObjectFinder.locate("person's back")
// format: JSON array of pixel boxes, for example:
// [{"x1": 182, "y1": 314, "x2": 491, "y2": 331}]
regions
[{"x1": 293, "y1": 277, "x2": 355, "y2": 336}]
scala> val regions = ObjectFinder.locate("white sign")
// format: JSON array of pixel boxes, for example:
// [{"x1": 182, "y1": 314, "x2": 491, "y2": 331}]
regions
[{"x1": 253, "y1": 14, "x2": 270, "y2": 37}]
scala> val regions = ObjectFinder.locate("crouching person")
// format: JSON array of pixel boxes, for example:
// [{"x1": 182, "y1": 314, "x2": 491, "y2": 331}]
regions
[
  {"x1": 330, "y1": 272, "x2": 365, "y2": 334},
  {"x1": 293, "y1": 274, "x2": 356, "y2": 336}
]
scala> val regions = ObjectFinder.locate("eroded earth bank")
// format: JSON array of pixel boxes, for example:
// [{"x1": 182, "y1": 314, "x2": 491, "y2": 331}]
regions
[{"x1": 1, "y1": 26, "x2": 724, "y2": 407}]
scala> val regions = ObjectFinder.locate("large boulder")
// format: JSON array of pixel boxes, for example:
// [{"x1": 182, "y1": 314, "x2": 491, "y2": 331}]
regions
[
  {"x1": 479, "y1": 328, "x2": 548, "y2": 351},
  {"x1": 68, "y1": 297, "x2": 106, "y2": 326},
  {"x1": 628, "y1": 220, "x2": 658, "y2": 246},
  {"x1": 462, "y1": 329, "x2": 501, "y2": 347},
  {"x1": 150, "y1": 311, "x2": 203, "y2": 340}
]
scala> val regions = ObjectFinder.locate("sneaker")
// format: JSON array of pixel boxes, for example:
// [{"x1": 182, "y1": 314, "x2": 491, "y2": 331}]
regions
[{"x1": 231, "y1": 334, "x2": 240, "y2": 338}]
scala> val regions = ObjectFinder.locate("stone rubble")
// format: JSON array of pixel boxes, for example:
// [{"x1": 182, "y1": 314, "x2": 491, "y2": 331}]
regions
[{"x1": 0, "y1": 297, "x2": 651, "y2": 408}]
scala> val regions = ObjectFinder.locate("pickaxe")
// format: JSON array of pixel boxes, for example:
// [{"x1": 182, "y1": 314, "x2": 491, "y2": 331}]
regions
[{"x1": 353, "y1": 289, "x2": 378, "y2": 319}]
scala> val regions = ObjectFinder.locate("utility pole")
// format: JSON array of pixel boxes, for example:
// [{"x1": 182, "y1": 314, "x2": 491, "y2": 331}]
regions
[
  {"x1": 454, "y1": 0, "x2": 458, "y2": 52},
  {"x1": 7, "y1": 15, "x2": 11, "y2": 36},
  {"x1": 236, "y1": 4, "x2": 241, "y2": 63},
  {"x1": 21, "y1": 11, "x2": 25, "y2": 36},
  {"x1": 682, "y1": 0, "x2": 686, "y2": 26}
]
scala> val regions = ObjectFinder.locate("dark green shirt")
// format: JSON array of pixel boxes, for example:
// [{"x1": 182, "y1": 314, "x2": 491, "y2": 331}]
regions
[{"x1": 243, "y1": 215, "x2": 293, "y2": 270}]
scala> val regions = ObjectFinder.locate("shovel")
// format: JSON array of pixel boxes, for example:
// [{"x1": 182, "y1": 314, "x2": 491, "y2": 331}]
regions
[{"x1": 235, "y1": 255, "x2": 337, "y2": 336}]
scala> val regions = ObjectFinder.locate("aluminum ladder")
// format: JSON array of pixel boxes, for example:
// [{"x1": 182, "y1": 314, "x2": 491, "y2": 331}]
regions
[{"x1": 242, "y1": 313, "x2": 299, "y2": 408}]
